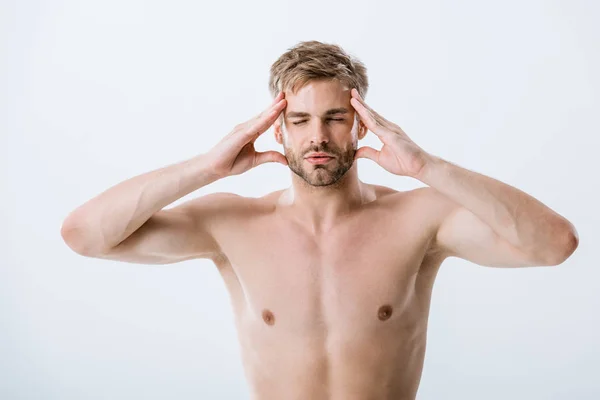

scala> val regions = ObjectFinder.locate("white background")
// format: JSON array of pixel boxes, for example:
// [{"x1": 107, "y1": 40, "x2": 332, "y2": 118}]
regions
[{"x1": 1, "y1": 0, "x2": 598, "y2": 399}]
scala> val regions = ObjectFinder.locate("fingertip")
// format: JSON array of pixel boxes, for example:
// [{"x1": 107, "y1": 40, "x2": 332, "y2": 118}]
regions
[
  {"x1": 279, "y1": 153, "x2": 289, "y2": 166},
  {"x1": 355, "y1": 146, "x2": 377, "y2": 162},
  {"x1": 272, "y1": 91, "x2": 284, "y2": 105}
]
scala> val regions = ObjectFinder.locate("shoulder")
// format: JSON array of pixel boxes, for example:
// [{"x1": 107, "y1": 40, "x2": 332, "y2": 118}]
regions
[
  {"x1": 181, "y1": 190, "x2": 282, "y2": 220},
  {"x1": 367, "y1": 184, "x2": 434, "y2": 208},
  {"x1": 178, "y1": 192, "x2": 247, "y2": 214},
  {"x1": 395, "y1": 186, "x2": 459, "y2": 226},
  {"x1": 369, "y1": 185, "x2": 457, "y2": 230},
  {"x1": 412, "y1": 186, "x2": 459, "y2": 215},
  {"x1": 389, "y1": 186, "x2": 453, "y2": 208}
]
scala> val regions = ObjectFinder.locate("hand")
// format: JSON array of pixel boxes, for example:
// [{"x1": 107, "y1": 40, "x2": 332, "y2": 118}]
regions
[
  {"x1": 350, "y1": 88, "x2": 431, "y2": 178},
  {"x1": 206, "y1": 92, "x2": 288, "y2": 178}
]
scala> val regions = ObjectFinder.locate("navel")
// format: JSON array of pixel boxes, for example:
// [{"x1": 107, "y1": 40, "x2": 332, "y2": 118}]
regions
[
  {"x1": 378, "y1": 304, "x2": 393, "y2": 321},
  {"x1": 262, "y1": 309, "x2": 275, "y2": 326}
]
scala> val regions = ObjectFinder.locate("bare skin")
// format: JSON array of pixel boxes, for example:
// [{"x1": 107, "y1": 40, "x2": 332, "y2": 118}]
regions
[
  {"x1": 207, "y1": 185, "x2": 447, "y2": 400},
  {"x1": 61, "y1": 80, "x2": 578, "y2": 399}
]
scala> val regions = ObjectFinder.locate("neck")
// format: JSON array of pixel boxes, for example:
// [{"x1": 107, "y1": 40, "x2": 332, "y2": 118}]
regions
[{"x1": 277, "y1": 163, "x2": 368, "y2": 234}]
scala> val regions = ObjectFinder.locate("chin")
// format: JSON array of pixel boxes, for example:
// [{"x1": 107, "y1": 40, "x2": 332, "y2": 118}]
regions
[
  {"x1": 301, "y1": 167, "x2": 349, "y2": 187},
  {"x1": 307, "y1": 178, "x2": 338, "y2": 187}
]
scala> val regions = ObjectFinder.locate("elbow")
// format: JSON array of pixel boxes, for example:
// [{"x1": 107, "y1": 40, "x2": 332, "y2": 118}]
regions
[
  {"x1": 61, "y1": 217, "x2": 102, "y2": 256},
  {"x1": 544, "y1": 223, "x2": 579, "y2": 266},
  {"x1": 61, "y1": 220, "x2": 88, "y2": 256}
]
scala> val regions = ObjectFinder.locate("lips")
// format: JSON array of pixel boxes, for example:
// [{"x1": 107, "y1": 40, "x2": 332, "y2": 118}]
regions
[
  {"x1": 304, "y1": 152, "x2": 335, "y2": 159},
  {"x1": 305, "y1": 153, "x2": 335, "y2": 165}
]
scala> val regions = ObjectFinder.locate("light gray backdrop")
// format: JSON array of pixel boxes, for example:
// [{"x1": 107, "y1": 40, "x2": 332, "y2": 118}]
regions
[{"x1": 1, "y1": 0, "x2": 598, "y2": 399}]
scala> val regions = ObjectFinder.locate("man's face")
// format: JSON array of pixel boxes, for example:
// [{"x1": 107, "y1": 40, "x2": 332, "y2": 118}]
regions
[{"x1": 274, "y1": 79, "x2": 367, "y2": 187}]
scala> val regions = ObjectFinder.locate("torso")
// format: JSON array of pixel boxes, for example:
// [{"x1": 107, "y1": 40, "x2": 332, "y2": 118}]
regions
[{"x1": 208, "y1": 185, "x2": 450, "y2": 400}]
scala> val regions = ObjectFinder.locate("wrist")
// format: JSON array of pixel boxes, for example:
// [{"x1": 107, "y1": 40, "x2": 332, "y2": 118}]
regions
[
  {"x1": 414, "y1": 153, "x2": 445, "y2": 184},
  {"x1": 184, "y1": 153, "x2": 225, "y2": 188}
]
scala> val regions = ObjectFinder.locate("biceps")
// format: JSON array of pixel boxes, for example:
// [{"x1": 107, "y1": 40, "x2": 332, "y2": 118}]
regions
[
  {"x1": 95, "y1": 209, "x2": 219, "y2": 265},
  {"x1": 435, "y1": 206, "x2": 539, "y2": 268}
]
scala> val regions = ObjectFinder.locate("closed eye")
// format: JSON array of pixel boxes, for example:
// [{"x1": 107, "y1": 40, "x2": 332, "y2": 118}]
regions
[{"x1": 292, "y1": 118, "x2": 345, "y2": 125}]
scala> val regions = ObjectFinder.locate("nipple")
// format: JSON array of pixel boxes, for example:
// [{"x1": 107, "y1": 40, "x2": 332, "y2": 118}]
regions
[
  {"x1": 262, "y1": 309, "x2": 275, "y2": 326},
  {"x1": 378, "y1": 304, "x2": 393, "y2": 321}
]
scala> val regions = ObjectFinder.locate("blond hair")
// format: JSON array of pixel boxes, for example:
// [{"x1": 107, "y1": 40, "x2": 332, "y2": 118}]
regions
[{"x1": 268, "y1": 40, "x2": 369, "y2": 103}]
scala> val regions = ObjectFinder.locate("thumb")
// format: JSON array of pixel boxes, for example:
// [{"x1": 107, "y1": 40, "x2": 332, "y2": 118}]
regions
[
  {"x1": 354, "y1": 146, "x2": 379, "y2": 162},
  {"x1": 255, "y1": 150, "x2": 289, "y2": 167}
]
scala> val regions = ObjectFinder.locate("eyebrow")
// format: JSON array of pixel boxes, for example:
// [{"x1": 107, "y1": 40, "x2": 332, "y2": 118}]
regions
[{"x1": 285, "y1": 107, "x2": 349, "y2": 118}]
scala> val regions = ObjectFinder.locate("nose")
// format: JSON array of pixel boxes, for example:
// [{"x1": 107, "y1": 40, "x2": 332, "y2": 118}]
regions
[{"x1": 310, "y1": 122, "x2": 330, "y2": 145}]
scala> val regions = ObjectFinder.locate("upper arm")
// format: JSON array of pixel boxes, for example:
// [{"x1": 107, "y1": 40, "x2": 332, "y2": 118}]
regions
[
  {"x1": 429, "y1": 189, "x2": 543, "y2": 268},
  {"x1": 92, "y1": 192, "x2": 239, "y2": 265}
]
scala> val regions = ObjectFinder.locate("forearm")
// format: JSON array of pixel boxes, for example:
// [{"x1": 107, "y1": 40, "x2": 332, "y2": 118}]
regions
[
  {"x1": 61, "y1": 153, "x2": 220, "y2": 252},
  {"x1": 417, "y1": 154, "x2": 577, "y2": 256}
]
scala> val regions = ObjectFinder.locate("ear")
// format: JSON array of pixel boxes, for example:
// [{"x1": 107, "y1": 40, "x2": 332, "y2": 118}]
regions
[
  {"x1": 357, "y1": 117, "x2": 368, "y2": 140},
  {"x1": 274, "y1": 117, "x2": 284, "y2": 144}
]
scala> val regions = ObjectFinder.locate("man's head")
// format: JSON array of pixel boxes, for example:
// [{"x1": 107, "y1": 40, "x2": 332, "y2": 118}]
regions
[{"x1": 269, "y1": 41, "x2": 369, "y2": 187}]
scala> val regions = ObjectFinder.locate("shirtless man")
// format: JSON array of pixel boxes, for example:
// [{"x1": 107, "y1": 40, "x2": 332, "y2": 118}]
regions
[{"x1": 60, "y1": 41, "x2": 579, "y2": 399}]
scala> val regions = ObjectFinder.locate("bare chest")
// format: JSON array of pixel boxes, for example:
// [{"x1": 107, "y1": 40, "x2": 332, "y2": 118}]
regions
[{"x1": 214, "y1": 206, "x2": 440, "y2": 337}]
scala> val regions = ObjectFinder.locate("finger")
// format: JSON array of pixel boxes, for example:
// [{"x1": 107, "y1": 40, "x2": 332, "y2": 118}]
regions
[
  {"x1": 226, "y1": 96, "x2": 286, "y2": 143},
  {"x1": 228, "y1": 99, "x2": 286, "y2": 148},
  {"x1": 245, "y1": 94, "x2": 284, "y2": 130},
  {"x1": 351, "y1": 89, "x2": 394, "y2": 127},
  {"x1": 248, "y1": 99, "x2": 287, "y2": 138},
  {"x1": 254, "y1": 150, "x2": 288, "y2": 167},
  {"x1": 354, "y1": 146, "x2": 380, "y2": 162},
  {"x1": 350, "y1": 97, "x2": 387, "y2": 137},
  {"x1": 258, "y1": 91, "x2": 285, "y2": 119},
  {"x1": 241, "y1": 99, "x2": 285, "y2": 138},
  {"x1": 258, "y1": 96, "x2": 287, "y2": 123},
  {"x1": 271, "y1": 91, "x2": 284, "y2": 106}
]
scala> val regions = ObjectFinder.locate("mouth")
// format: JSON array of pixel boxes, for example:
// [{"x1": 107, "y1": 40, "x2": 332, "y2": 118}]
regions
[{"x1": 305, "y1": 155, "x2": 335, "y2": 165}]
